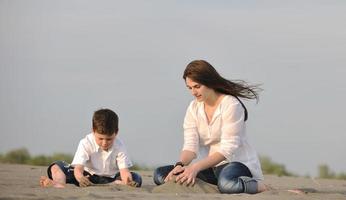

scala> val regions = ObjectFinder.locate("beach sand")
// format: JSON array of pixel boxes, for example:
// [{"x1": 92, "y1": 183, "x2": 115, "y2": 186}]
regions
[{"x1": 0, "y1": 163, "x2": 346, "y2": 200}]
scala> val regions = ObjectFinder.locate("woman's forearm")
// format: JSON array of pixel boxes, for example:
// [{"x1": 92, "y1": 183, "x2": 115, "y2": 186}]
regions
[
  {"x1": 179, "y1": 150, "x2": 197, "y2": 166},
  {"x1": 192, "y1": 152, "x2": 225, "y2": 171}
]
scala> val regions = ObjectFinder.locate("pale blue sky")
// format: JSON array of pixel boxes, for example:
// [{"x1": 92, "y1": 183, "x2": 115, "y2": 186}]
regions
[{"x1": 1, "y1": 0, "x2": 346, "y2": 176}]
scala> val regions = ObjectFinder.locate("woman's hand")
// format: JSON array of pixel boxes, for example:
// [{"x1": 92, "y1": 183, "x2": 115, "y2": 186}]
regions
[
  {"x1": 175, "y1": 164, "x2": 199, "y2": 186},
  {"x1": 164, "y1": 165, "x2": 185, "y2": 183}
]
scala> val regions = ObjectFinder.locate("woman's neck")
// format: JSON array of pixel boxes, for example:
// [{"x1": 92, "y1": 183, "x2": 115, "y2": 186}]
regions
[{"x1": 204, "y1": 92, "x2": 224, "y2": 107}]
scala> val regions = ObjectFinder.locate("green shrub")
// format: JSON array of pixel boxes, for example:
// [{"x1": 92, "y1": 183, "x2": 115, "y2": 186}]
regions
[
  {"x1": 0, "y1": 148, "x2": 73, "y2": 166},
  {"x1": 336, "y1": 173, "x2": 346, "y2": 180},
  {"x1": 3, "y1": 148, "x2": 31, "y2": 164},
  {"x1": 51, "y1": 153, "x2": 73, "y2": 163},
  {"x1": 318, "y1": 164, "x2": 334, "y2": 178},
  {"x1": 28, "y1": 153, "x2": 73, "y2": 166},
  {"x1": 318, "y1": 164, "x2": 346, "y2": 180},
  {"x1": 28, "y1": 155, "x2": 50, "y2": 166},
  {"x1": 260, "y1": 156, "x2": 293, "y2": 176},
  {"x1": 130, "y1": 163, "x2": 153, "y2": 171}
]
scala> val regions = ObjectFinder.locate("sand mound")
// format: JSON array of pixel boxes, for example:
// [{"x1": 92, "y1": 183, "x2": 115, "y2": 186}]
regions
[{"x1": 152, "y1": 178, "x2": 219, "y2": 193}]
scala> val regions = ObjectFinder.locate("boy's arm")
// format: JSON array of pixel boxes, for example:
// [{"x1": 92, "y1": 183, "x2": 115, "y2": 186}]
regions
[
  {"x1": 114, "y1": 138, "x2": 134, "y2": 185},
  {"x1": 119, "y1": 168, "x2": 133, "y2": 185},
  {"x1": 73, "y1": 164, "x2": 92, "y2": 187}
]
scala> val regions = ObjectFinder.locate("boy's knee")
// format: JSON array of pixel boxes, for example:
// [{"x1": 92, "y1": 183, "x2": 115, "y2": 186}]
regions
[
  {"x1": 50, "y1": 164, "x2": 63, "y2": 175},
  {"x1": 47, "y1": 161, "x2": 69, "y2": 180},
  {"x1": 130, "y1": 172, "x2": 142, "y2": 187},
  {"x1": 50, "y1": 164, "x2": 59, "y2": 171}
]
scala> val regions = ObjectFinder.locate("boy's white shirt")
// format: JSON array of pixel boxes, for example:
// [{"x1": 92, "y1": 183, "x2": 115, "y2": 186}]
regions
[
  {"x1": 183, "y1": 95, "x2": 264, "y2": 180},
  {"x1": 71, "y1": 133, "x2": 133, "y2": 178}
]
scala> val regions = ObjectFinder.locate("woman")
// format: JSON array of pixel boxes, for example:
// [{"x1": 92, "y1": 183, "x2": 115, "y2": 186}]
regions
[{"x1": 153, "y1": 60, "x2": 266, "y2": 194}]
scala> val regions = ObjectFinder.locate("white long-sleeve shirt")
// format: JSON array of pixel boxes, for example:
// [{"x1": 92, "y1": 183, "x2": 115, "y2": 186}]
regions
[
  {"x1": 182, "y1": 95, "x2": 264, "y2": 180},
  {"x1": 71, "y1": 133, "x2": 133, "y2": 178}
]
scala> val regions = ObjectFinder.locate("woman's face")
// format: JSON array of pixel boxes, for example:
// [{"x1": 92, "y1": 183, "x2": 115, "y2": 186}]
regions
[{"x1": 185, "y1": 77, "x2": 213, "y2": 102}]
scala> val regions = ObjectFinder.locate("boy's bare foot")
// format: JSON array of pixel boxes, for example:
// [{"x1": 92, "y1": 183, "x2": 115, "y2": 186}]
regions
[{"x1": 39, "y1": 176, "x2": 65, "y2": 188}]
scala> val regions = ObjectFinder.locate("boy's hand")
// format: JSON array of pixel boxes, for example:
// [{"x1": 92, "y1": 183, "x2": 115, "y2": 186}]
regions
[
  {"x1": 119, "y1": 168, "x2": 133, "y2": 185},
  {"x1": 76, "y1": 175, "x2": 92, "y2": 187},
  {"x1": 74, "y1": 165, "x2": 92, "y2": 187}
]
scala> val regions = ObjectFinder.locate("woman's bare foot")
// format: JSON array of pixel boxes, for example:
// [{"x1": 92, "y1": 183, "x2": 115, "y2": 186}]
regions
[
  {"x1": 257, "y1": 181, "x2": 268, "y2": 193},
  {"x1": 256, "y1": 181, "x2": 312, "y2": 195},
  {"x1": 287, "y1": 189, "x2": 308, "y2": 195},
  {"x1": 39, "y1": 176, "x2": 65, "y2": 188}
]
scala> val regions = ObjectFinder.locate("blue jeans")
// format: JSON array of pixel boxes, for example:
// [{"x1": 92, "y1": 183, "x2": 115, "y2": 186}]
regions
[
  {"x1": 153, "y1": 162, "x2": 258, "y2": 194},
  {"x1": 48, "y1": 161, "x2": 142, "y2": 187}
]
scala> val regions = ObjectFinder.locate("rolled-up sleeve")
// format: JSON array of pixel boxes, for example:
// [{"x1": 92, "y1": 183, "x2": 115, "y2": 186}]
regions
[
  {"x1": 115, "y1": 139, "x2": 133, "y2": 169},
  {"x1": 218, "y1": 101, "x2": 245, "y2": 160},
  {"x1": 182, "y1": 102, "x2": 199, "y2": 154}
]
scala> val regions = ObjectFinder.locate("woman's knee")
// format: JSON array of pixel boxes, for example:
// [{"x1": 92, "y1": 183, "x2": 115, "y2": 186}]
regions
[
  {"x1": 153, "y1": 167, "x2": 165, "y2": 185},
  {"x1": 217, "y1": 176, "x2": 258, "y2": 194},
  {"x1": 217, "y1": 176, "x2": 244, "y2": 194},
  {"x1": 153, "y1": 165, "x2": 174, "y2": 185}
]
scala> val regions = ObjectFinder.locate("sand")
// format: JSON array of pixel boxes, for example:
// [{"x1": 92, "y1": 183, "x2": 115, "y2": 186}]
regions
[{"x1": 0, "y1": 163, "x2": 346, "y2": 200}]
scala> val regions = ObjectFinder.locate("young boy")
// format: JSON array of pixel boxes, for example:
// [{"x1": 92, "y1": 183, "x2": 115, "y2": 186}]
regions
[{"x1": 40, "y1": 108, "x2": 142, "y2": 188}]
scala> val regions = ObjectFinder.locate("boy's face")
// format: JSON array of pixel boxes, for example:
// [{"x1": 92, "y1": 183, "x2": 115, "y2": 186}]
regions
[{"x1": 93, "y1": 131, "x2": 116, "y2": 151}]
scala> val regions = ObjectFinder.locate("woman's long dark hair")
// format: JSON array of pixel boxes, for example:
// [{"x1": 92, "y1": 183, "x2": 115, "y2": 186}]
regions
[{"x1": 183, "y1": 60, "x2": 261, "y2": 120}]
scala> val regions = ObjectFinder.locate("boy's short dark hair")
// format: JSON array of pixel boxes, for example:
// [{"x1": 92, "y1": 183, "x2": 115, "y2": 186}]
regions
[{"x1": 92, "y1": 108, "x2": 119, "y2": 135}]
